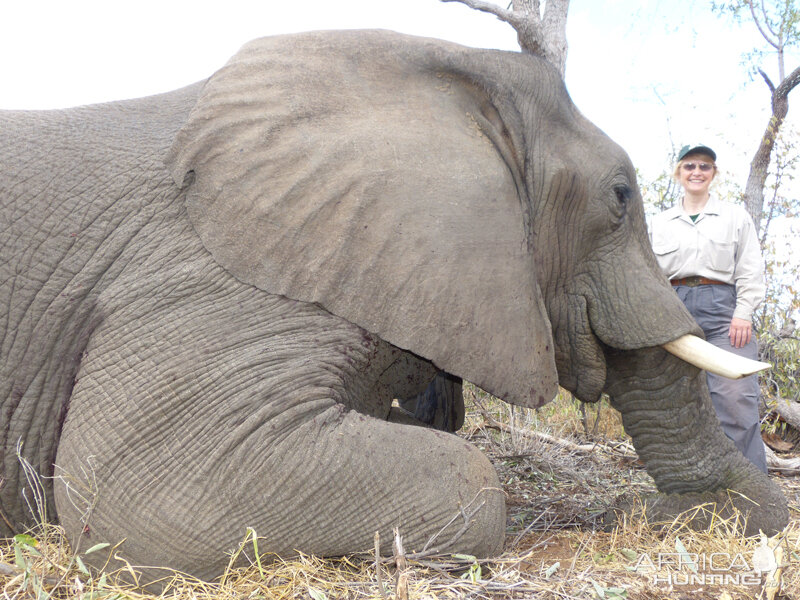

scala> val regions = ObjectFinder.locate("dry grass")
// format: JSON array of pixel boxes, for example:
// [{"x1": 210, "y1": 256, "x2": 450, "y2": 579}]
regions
[{"x1": 2, "y1": 390, "x2": 799, "y2": 599}]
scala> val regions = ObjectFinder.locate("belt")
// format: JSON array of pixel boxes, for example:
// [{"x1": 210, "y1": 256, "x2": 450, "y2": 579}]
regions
[{"x1": 670, "y1": 276, "x2": 727, "y2": 287}]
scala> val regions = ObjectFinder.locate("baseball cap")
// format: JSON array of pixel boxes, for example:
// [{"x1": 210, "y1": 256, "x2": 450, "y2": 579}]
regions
[{"x1": 678, "y1": 144, "x2": 717, "y2": 161}]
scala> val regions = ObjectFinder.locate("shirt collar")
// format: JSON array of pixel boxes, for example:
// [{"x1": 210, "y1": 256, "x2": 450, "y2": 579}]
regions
[
  {"x1": 703, "y1": 195, "x2": 722, "y2": 215},
  {"x1": 663, "y1": 204, "x2": 684, "y2": 221},
  {"x1": 665, "y1": 194, "x2": 720, "y2": 221}
]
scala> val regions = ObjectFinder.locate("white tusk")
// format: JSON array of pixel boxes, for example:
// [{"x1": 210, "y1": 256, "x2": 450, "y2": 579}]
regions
[{"x1": 662, "y1": 334, "x2": 771, "y2": 379}]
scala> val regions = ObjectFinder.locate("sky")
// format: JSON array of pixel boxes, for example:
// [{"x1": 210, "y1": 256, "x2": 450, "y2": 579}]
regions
[{"x1": 1, "y1": 1, "x2": 798, "y2": 211}]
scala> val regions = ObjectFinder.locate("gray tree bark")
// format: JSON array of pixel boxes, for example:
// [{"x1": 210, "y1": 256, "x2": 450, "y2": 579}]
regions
[
  {"x1": 774, "y1": 395, "x2": 800, "y2": 431},
  {"x1": 440, "y1": 0, "x2": 569, "y2": 77},
  {"x1": 744, "y1": 64, "x2": 800, "y2": 231}
]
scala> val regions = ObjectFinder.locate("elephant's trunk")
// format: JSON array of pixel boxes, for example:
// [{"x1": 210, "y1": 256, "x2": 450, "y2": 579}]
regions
[{"x1": 604, "y1": 346, "x2": 788, "y2": 536}]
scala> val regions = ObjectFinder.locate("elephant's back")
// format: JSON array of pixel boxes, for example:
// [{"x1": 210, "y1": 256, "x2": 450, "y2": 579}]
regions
[
  {"x1": 0, "y1": 82, "x2": 202, "y2": 204},
  {"x1": 0, "y1": 83, "x2": 204, "y2": 335}
]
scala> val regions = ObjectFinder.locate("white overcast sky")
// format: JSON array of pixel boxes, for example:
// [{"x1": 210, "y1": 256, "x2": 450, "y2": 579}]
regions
[{"x1": 1, "y1": 0, "x2": 798, "y2": 184}]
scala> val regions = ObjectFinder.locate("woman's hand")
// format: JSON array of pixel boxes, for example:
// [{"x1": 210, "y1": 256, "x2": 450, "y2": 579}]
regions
[{"x1": 729, "y1": 317, "x2": 752, "y2": 349}]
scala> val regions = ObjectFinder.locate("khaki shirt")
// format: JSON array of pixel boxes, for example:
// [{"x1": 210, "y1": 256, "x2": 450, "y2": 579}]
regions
[{"x1": 649, "y1": 195, "x2": 765, "y2": 321}]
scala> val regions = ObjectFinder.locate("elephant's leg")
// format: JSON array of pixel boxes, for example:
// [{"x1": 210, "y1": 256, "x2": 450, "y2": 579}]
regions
[
  {"x1": 397, "y1": 372, "x2": 465, "y2": 432},
  {"x1": 54, "y1": 290, "x2": 504, "y2": 584}
]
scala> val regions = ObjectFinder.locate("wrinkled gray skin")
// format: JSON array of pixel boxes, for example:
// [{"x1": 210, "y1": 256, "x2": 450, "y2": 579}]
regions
[{"x1": 0, "y1": 30, "x2": 788, "y2": 584}]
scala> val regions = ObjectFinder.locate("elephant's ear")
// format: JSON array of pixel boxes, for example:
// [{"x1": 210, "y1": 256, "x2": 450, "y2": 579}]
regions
[{"x1": 166, "y1": 30, "x2": 557, "y2": 407}]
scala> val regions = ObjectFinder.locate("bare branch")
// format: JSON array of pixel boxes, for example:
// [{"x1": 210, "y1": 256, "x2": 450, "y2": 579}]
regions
[
  {"x1": 544, "y1": 2, "x2": 568, "y2": 27},
  {"x1": 374, "y1": 531, "x2": 387, "y2": 600},
  {"x1": 419, "y1": 492, "x2": 489, "y2": 554},
  {"x1": 392, "y1": 528, "x2": 409, "y2": 600},
  {"x1": 750, "y1": 0, "x2": 781, "y2": 49},
  {"x1": 440, "y1": 0, "x2": 569, "y2": 77},
  {"x1": 765, "y1": 445, "x2": 800, "y2": 474},
  {"x1": 541, "y1": 0, "x2": 569, "y2": 72},
  {"x1": 759, "y1": 0, "x2": 781, "y2": 41},
  {"x1": 759, "y1": 67, "x2": 777, "y2": 92}
]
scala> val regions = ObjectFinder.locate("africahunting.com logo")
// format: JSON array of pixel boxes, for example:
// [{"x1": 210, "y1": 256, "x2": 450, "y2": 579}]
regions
[{"x1": 632, "y1": 535, "x2": 784, "y2": 588}]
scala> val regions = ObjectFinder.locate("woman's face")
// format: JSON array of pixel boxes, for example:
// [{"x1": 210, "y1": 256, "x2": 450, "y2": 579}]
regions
[{"x1": 678, "y1": 152, "x2": 716, "y2": 195}]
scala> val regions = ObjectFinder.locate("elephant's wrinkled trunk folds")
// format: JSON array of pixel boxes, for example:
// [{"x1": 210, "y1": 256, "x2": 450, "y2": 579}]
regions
[{"x1": 604, "y1": 346, "x2": 788, "y2": 536}]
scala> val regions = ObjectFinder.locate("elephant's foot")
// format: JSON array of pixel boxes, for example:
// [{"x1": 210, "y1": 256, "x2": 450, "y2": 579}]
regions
[
  {"x1": 396, "y1": 371, "x2": 465, "y2": 432},
  {"x1": 604, "y1": 481, "x2": 789, "y2": 537}
]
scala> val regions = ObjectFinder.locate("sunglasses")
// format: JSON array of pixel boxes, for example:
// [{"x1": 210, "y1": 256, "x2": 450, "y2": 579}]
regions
[{"x1": 682, "y1": 162, "x2": 714, "y2": 172}]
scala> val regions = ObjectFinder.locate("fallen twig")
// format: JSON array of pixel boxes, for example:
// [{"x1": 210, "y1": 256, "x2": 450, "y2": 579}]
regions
[
  {"x1": 374, "y1": 531, "x2": 387, "y2": 599},
  {"x1": 393, "y1": 528, "x2": 409, "y2": 600},
  {"x1": 479, "y1": 410, "x2": 638, "y2": 459},
  {"x1": 765, "y1": 445, "x2": 800, "y2": 474}
]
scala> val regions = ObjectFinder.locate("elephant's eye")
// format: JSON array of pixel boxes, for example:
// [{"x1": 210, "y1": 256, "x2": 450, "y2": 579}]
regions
[
  {"x1": 614, "y1": 184, "x2": 631, "y2": 205},
  {"x1": 611, "y1": 184, "x2": 630, "y2": 221}
]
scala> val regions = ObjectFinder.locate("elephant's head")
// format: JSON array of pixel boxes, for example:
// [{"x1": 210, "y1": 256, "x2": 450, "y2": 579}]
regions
[{"x1": 166, "y1": 30, "x2": 787, "y2": 534}]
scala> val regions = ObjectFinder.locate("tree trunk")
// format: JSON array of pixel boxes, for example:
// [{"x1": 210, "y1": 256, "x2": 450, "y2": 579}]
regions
[
  {"x1": 744, "y1": 64, "x2": 800, "y2": 232},
  {"x1": 440, "y1": 0, "x2": 570, "y2": 77}
]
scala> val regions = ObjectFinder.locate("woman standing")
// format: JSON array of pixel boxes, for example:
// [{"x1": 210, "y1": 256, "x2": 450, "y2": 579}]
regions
[{"x1": 649, "y1": 144, "x2": 767, "y2": 472}]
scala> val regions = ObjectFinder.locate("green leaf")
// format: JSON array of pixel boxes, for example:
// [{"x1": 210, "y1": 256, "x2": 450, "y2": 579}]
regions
[
  {"x1": 308, "y1": 587, "x2": 327, "y2": 600},
  {"x1": 674, "y1": 536, "x2": 698, "y2": 573},
  {"x1": 544, "y1": 561, "x2": 559, "y2": 579},
  {"x1": 75, "y1": 554, "x2": 90, "y2": 575},
  {"x1": 593, "y1": 552, "x2": 614, "y2": 564},
  {"x1": 590, "y1": 579, "x2": 606, "y2": 598},
  {"x1": 85, "y1": 542, "x2": 111, "y2": 555},
  {"x1": 247, "y1": 528, "x2": 265, "y2": 578},
  {"x1": 619, "y1": 548, "x2": 638, "y2": 561},
  {"x1": 33, "y1": 576, "x2": 48, "y2": 600},
  {"x1": 14, "y1": 544, "x2": 27, "y2": 570},
  {"x1": 460, "y1": 561, "x2": 481, "y2": 583},
  {"x1": 452, "y1": 553, "x2": 477, "y2": 561},
  {"x1": 14, "y1": 534, "x2": 39, "y2": 548}
]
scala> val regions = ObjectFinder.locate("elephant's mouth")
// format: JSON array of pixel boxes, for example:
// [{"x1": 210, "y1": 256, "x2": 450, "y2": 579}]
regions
[{"x1": 562, "y1": 291, "x2": 769, "y2": 403}]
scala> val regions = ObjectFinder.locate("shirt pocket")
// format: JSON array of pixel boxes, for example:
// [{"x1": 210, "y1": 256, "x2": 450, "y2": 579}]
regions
[
  {"x1": 704, "y1": 238, "x2": 735, "y2": 277},
  {"x1": 652, "y1": 239, "x2": 679, "y2": 255},
  {"x1": 651, "y1": 238, "x2": 680, "y2": 273}
]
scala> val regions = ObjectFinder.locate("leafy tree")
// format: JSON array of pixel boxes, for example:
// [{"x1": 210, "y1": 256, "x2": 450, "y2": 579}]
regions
[{"x1": 639, "y1": 167, "x2": 682, "y2": 217}]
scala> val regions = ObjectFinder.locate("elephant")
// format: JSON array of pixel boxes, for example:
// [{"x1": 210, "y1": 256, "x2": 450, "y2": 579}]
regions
[{"x1": 0, "y1": 29, "x2": 788, "y2": 584}]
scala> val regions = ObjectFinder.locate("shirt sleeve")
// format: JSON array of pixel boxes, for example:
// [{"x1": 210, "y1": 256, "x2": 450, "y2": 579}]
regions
[{"x1": 732, "y1": 208, "x2": 766, "y2": 321}]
